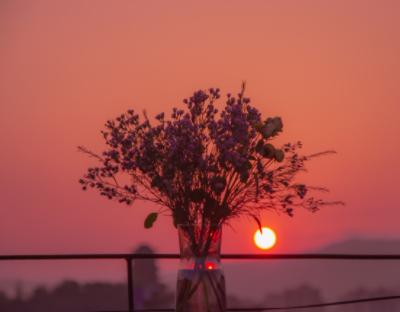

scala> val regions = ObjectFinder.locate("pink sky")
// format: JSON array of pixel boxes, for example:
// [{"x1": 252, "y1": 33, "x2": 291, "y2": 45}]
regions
[{"x1": 1, "y1": 0, "x2": 400, "y2": 278}]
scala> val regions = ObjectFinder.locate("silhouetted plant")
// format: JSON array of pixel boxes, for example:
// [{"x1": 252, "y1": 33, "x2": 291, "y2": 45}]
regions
[{"x1": 78, "y1": 81, "x2": 343, "y2": 230}]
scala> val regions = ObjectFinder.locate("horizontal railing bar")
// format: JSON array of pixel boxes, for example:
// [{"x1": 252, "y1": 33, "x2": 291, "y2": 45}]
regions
[
  {"x1": 90, "y1": 294, "x2": 400, "y2": 311},
  {"x1": 222, "y1": 254, "x2": 400, "y2": 260},
  {"x1": 89, "y1": 294, "x2": 400, "y2": 311},
  {"x1": 0, "y1": 254, "x2": 179, "y2": 260},
  {"x1": 2, "y1": 253, "x2": 400, "y2": 260}
]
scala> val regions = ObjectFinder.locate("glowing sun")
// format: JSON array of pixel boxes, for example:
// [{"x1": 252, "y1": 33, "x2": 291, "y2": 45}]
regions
[{"x1": 254, "y1": 227, "x2": 276, "y2": 250}]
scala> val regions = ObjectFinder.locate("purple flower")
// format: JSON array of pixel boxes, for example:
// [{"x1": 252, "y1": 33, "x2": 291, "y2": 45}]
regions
[{"x1": 79, "y1": 83, "x2": 339, "y2": 232}]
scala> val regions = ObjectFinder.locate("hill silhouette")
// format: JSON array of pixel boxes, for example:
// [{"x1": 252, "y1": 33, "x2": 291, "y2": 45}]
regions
[
  {"x1": 218, "y1": 238, "x2": 400, "y2": 302},
  {"x1": 316, "y1": 238, "x2": 400, "y2": 254}
]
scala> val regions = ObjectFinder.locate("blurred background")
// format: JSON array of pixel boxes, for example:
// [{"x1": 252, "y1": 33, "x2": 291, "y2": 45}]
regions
[{"x1": 1, "y1": 0, "x2": 400, "y2": 310}]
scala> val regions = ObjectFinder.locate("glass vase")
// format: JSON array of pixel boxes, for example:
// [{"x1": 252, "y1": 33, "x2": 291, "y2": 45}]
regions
[{"x1": 176, "y1": 224, "x2": 226, "y2": 312}]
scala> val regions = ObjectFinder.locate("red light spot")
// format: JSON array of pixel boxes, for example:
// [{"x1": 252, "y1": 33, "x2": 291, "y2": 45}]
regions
[{"x1": 206, "y1": 262, "x2": 215, "y2": 269}]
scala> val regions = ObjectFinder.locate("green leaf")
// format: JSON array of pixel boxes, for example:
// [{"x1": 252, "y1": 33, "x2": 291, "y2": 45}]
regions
[{"x1": 144, "y1": 213, "x2": 158, "y2": 229}]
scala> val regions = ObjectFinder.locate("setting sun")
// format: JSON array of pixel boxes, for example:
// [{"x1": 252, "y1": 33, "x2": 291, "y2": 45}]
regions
[{"x1": 254, "y1": 227, "x2": 276, "y2": 250}]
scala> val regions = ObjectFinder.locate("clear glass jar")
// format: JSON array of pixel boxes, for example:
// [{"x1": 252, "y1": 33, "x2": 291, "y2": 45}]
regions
[{"x1": 176, "y1": 224, "x2": 226, "y2": 312}]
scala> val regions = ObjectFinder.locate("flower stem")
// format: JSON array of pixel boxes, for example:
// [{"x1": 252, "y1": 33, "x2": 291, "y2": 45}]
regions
[
  {"x1": 206, "y1": 270, "x2": 224, "y2": 312},
  {"x1": 202, "y1": 275, "x2": 211, "y2": 312}
]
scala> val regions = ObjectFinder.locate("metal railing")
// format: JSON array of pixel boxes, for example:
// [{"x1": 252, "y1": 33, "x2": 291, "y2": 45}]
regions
[{"x1": 2, "y1": 253, "x2": 400, "y2": 311}]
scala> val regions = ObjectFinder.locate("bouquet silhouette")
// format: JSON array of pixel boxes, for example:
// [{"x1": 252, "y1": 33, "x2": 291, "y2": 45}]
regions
[{"x1": 79, "y1": 81, "x2": 342, "y2": 229}]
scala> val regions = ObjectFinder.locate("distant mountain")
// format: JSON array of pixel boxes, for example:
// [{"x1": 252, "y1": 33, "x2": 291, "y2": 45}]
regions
[
  {"x1": 161, "y1": 238, "x2": 400, "y2": 303},
  {"x1": 223, "y1": 238, "x2": 400, "y2": 302},
  {"x1": 315, "y1": 238, "x2": 400, "y2": 255}
]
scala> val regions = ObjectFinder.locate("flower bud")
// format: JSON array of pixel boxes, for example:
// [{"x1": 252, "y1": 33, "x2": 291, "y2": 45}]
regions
[
  {"x1": 275, "y1": 149, "x2": 285, "y2": 162},
  {"x1": 263, "y1": 144, "x2": 276, "y2": 159},
  {"x1": 260, "y1": 123, "x2": 275, "y2": 139},
  {"x1": 252, "y1": 120, "x2": 264, "y2": 132},
  {"x1": 272, "y1": 117, "x2": 283, "y2": 132}
]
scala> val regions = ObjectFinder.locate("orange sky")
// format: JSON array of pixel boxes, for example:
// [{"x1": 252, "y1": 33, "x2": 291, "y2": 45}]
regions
[{"x1": 1, "y1": 0, "x2": 400, "y2": 275}]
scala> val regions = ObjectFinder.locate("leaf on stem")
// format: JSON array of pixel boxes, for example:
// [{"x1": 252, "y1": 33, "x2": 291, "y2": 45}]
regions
[
  {"x1": 252, "y1": 215, "x2": 263, "y2": 234},
  {"x1": 144, "y1": 213, "x2": 158, "y2": 229}
]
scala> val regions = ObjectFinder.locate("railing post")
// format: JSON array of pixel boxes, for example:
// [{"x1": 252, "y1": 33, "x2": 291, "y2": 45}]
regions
[{"x1": 126, "y1": 256, "x2": 134, "y2": 311}]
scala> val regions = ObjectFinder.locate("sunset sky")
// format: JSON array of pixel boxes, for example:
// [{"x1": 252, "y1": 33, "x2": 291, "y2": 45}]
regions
[{"x1": 1, "y1": 0, "x2": 400, "y2": 281}]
